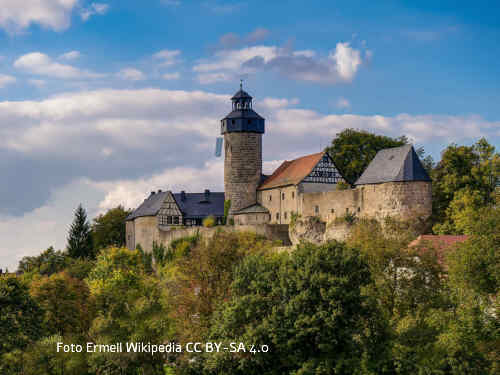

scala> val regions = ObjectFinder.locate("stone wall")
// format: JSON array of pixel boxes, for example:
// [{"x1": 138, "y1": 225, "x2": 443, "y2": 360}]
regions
[
  {"x1": 133, "y1": 216, "x2": 160, "y2": 251},
  {"x1": 234, "y1": 212, "x2": 270, "y2": 225},
  {"x1": 224, "y1": 132, "x2": 262, "y2": 214},
  {"x1": 300, "y1": 181, "x2": 432, "y2": 223},
  {"x1": 126, "y1": 221, "x2": 135, "y2": 250},
  {"x1": 359, "y1": 181, "x2": 432, "y2": 221},
  {"x1": 128, "y1": 219, "x2": 291, "y2": 252},
  {"x1": 258, "y1": 185, "x2": 299, "y2": 224}
]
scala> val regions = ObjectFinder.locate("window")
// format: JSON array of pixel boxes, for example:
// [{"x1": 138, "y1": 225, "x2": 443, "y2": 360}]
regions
[
  {"x1": 346, "y1": 208, "x2": 349, "y2": 213},
  {"x1": 284, "y1": 212, "x2": 287, "y2": 219},
  {"x1": 315, "y1": 205, "x2": 319, "y2": 214},
  {"x1": 167, "y1": 216, "x2": 173, "y2": 225},
  {"x1": 292, "y1": 191, "x2": 295, "y2": 199},
  {"x1": 269, "y1": 194, "x2": 272, "y2": 201},
  {"x1": 357, "y1": 207, "x2": 361, "y2": 212},
  {"x1": 331, "y1": 208, "x2": 335, "y2": 213},
  {"x1": 231, "y1": 119, "x2": 235, "y2": 124},
  {"x1": 282, "y1": 192, "x2": 285, "y2": 200},
  {"x1": 173, "y1": 216, "x2": 179, "y2": 225},
  {"x1": 276, "y1": 212, "x2": 280, "y2": 220}
]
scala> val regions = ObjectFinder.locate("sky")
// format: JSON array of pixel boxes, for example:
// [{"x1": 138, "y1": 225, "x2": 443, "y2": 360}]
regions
[{"x1": 0, "y1": 0, "x2": 499, "y2": 270}]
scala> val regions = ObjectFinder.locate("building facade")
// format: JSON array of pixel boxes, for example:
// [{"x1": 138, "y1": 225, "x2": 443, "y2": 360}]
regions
[{"x1": 126, "y1": 85, "x2": 433, "y2": 251}]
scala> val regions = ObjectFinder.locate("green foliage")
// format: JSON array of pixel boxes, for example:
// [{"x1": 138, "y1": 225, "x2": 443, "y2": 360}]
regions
[
  {"x1": 30, "y1": 272, "x2": 93, "y2": 337},
  {"x1": 67, "y1": 204, "x2": 94, "y2": 259},
  {"x1": 152, "y1": 240, "x2": 168, "y2": 267},
  {"x1": 431, "y1": 138, "x2": 499, "y2": 227},
  {"x1": 202, "y1": 241, "x2": 386, "y2": 374},
  {"x1": 0, "y1": 276, "x2": 43, "y2": 364},
  {"x1": 224, "y1": 199, "x2": 231, "y2": 224},
  {"x1": 336, "y1": 180, "x2": 351, "y2": 190},
  {"x1": 335, "y1": 211, "x2": 357, "y2": 225},
  {"x1": 172, "y1": 231, "x2": 276, "y2": 364},
  {"x1": 326, "y1": 128, "x2": 408, "y2": 184},
  {"x1": 87, "y1": 247, "x2": 174, "y2": 374},
  {"x1": 18, "y1": 246, "x2": 68, "y2": 275},
  {"x1": 203, "y1": 215, "x2": 216, "y2": 227},
  {"x1": 289, "y1": 211, "x2": 301, "y2": 228},
  {"x1": 92, "y1": 205, "x2": 131, "y2": 251}
]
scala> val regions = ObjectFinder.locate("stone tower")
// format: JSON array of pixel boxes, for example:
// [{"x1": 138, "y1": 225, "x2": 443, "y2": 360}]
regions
[{"x1": 221, "y1": 83, "x2": 265, "y2": 214}]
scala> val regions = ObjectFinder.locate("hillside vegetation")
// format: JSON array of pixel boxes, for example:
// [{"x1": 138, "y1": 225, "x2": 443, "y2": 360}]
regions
[{"x1": 1, "y1": 132, "x2": 498, "y2": 374}]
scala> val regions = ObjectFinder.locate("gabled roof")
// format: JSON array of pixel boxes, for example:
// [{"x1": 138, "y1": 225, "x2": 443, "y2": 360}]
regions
[
  {"x1": 126, "y1": 191, "x2": 224, "y2": 220},
  {"x1": 258, "y1": 152, "x2": 324, "y2": 190},
  {"x1": 355, "y1": 145, "x2": 431, "y2": 186}
]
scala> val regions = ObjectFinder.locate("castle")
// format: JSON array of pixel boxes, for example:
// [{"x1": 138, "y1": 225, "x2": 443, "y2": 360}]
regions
[{"x1": 126, "y1": 85, "x2": 432, "y2": 251}]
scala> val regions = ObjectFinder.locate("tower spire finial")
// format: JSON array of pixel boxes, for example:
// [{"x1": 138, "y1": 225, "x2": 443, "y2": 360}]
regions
[{"x1": 240, "y1": 79, "x2": 243, "y2": 90}]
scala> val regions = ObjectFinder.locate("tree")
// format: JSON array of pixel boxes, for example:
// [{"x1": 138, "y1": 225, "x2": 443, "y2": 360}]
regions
[
  {"x1": 201, "y1": 241, "x2": 388, "y2": 375},
  {"x1": 431, "y1": 138, "x2": 499, "y2": 226},
  {"x1": 0, "y1": 276, "x2": 43, "y2": 370},
  {"x1": 170, "y1": 232, "x2": 276, "y2": 363},
  {"x1": 326, "y1": 128, "x2": 408, "y2": 185},
  {"x1": 92, "y1": 205, "x2": 131, "y2": 252},
  {"x1": 86, "y1": 247, "x2": 174, "y2": 374},
  {"x1": 67, "y1": 204, "x2": 94, "y2": 259},
  {"x1": 30, "y1": 272, "x2": 93, "y2": 337},
  {"x1": 17, "y1": 246, "x2": 68, "y2": 275}
]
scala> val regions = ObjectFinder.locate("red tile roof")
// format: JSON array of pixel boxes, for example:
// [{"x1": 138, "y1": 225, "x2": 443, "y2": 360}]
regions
[
  {"x1": 409, "y1": 235, "x2": 469, "y2": 267},
  {"x1": 258, "y1": 152, "x2": 324, "y2": 190}
]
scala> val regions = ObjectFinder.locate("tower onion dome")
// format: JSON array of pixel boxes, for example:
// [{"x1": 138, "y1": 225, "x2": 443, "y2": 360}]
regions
[{"x1": 221, "y1": 83, "x2": 265, "y2": 134}]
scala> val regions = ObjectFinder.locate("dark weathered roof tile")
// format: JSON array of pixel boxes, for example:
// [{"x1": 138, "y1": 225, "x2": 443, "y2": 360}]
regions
[{"x1": 355, "y1": 145, "x2": 431, "y2": 185}]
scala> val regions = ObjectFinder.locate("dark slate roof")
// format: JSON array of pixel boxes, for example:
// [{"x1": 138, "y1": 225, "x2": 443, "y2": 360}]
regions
[
  {"x1": 173, "y1": 192, "x2": 225, "y2": 219},
  {"x1": 355, "y1": 145, "x2": 431, "y2": 185},
  {"x1": 223, "y1": 108, "x2": 264, "y2": 120},
  {"x1": 126, "y1": 191, "x2": 167, "y2": 220},
  {"x1": 234, "y1": 203, "x2": 269, "y2": 214},
  {"x1": 126, "y1": 191, "x2": 225, "y2": 220},
  {"x1": 231, "y1": 89, "x2": 252, "y2": 100}
]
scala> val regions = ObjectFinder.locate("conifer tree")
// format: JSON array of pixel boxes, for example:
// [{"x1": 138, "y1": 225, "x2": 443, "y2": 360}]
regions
[{"x1": 67, "y1": 204, "x2": 94, "y2": 259}]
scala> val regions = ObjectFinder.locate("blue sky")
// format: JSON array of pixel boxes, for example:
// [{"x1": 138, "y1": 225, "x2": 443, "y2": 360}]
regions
[{"x1": 0, "y1": 0, "x2": 499, "y2": 270}]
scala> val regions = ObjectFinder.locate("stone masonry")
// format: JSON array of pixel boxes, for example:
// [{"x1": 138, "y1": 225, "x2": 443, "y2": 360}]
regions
[{"x1": 224, "y1": 132, "x2": 262, "y2": 214}]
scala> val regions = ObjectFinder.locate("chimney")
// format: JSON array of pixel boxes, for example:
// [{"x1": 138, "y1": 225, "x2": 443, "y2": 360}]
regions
[
  {"x1": 204, "y1": 189, "x2": 210, "y2": 201},
  {"x1": 181, "y1": 190, "x2": 186, "y2": 201}
]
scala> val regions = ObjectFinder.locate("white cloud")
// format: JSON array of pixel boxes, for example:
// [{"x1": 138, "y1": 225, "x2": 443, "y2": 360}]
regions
[
  {"x1": 331, "y1": 42, "x2": 362, "y2": 81},
  {"x1": 194, "y1": 42, "x2": 366, "y2": 84},
  {"x1": 336, "y1": 97, "x2": 350, "y2": 109},
  {"x1": 162, "y1": 72, "x2": 180, "y2": 80},
  {"x1": 80, "y1": 3, "x2": 110, "y2": 21},
  {"x1": 0, "y1": 87, "x2": 498, "y2": 271},
  {"x1": 0, "y1": 74, "x2": 16, "y2": 88},
  {"x1": 116, "y1": 68, "x2": 146, "y2": 81},
  {"x1": 14, "y1": 52, "x2": 103, "y2": 79},
  {"x1": 95, "y1": 160, "x2": 224, "y2": 213},
  {"x1": 0, "y1": 0, "x2": 78, "y2": 33},
  {"x1": 197, "y1": 72, "x2": 232, "y2": 84},
  {"x1": 28, "y1": 79, "x2": 47, "y2": 87},
  {"x1": 153, "y1": 49, "x2": 181, "y2": 67},
  {"x1": 195, "y1": 46, "x2": 278, "y2": 74},
  {"x1": 0, "y1": 178, "x2": 105, "y2": 271},
  {"x1": 59, "y1": 50, "x2": 81, "y2": 60}
]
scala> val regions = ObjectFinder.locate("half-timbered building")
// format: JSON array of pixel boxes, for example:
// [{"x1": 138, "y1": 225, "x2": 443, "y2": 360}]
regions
[{"x1": 256, "y1": 151, "x2": 345, "y2": 224}]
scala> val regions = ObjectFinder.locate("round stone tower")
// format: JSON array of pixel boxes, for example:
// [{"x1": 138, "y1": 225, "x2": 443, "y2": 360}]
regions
[{"x1": 221, "y1": 83, "x2": 265, "y2": 214}]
